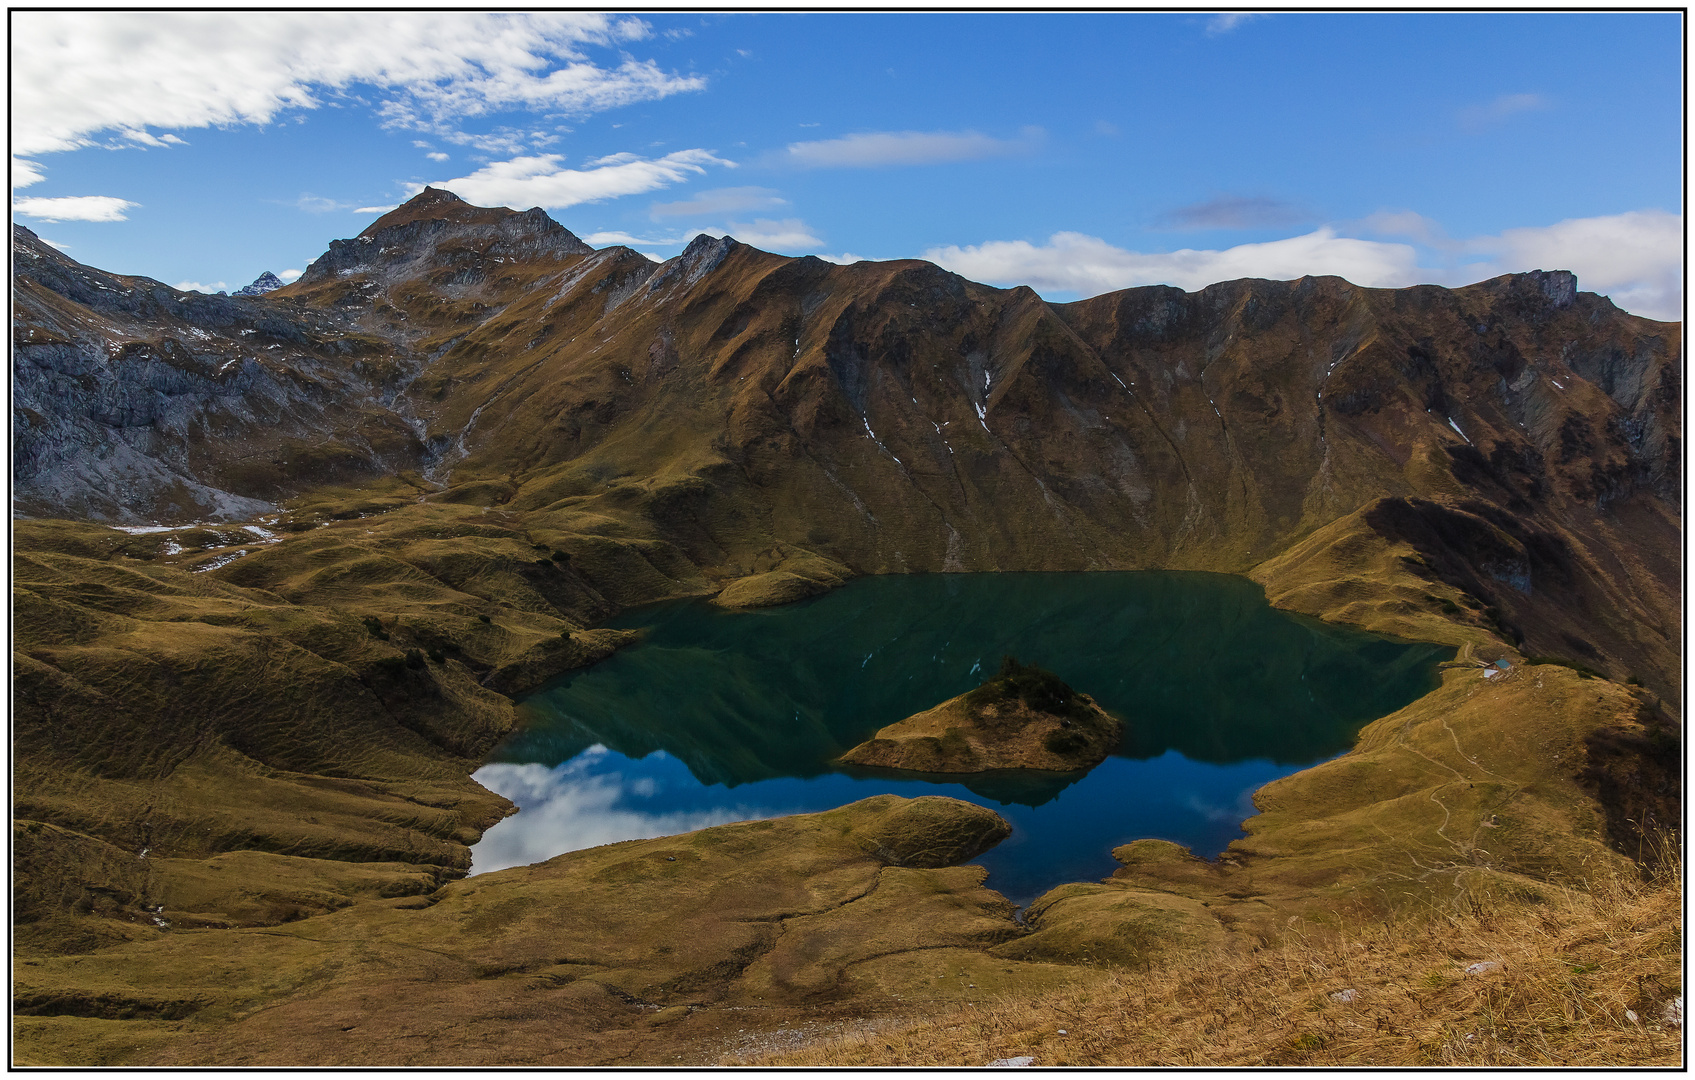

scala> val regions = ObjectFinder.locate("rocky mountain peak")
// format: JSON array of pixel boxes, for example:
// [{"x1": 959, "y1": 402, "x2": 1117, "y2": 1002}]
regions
[
  {"x1": 411, "y1": 185, "x2": 464, "y2": 206},
  {"x1": 295, "y1": 188, "x2": 592, "y2": 291},
  {"x1": 234, "y1": 271, "x2": 285, "y2": 296},
  {"x1": 643, "y1": 232, "x2": 739, "y2": 296},
  {"x1": 358, "y1": 186, "x2": 544, "y2": 237}
]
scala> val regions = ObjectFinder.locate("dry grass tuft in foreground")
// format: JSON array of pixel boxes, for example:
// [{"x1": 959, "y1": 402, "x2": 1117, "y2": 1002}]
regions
[{"x1": 745, "y1": 844, "x2": 1682, "y2": 1068}]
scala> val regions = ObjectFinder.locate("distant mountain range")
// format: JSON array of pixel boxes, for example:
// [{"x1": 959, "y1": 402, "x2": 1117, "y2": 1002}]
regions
[{"x1": 10, "y1": 187, "x2": 1682, "y2": 700}]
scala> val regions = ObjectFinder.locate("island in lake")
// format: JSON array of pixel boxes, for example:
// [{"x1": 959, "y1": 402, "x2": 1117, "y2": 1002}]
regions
[{"x1": 838, "y1": 657, "x2": 1124, "y2": 773}]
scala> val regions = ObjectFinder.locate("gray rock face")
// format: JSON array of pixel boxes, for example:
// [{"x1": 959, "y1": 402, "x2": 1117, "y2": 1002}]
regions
[
  {"x1": 644, "y1": 232, "x2": 735, "y2": 297},
  {"x1": 1530, "y1": 269, "x2": 1578, "y2": 308},
  {"x1": 11, "y1": 224, "x2": 426, "y2": 523}
]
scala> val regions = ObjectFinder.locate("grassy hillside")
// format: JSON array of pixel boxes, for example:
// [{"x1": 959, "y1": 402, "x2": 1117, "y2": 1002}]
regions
[{"x1": 747, "y1": 840, "x2": 1681, "y2": 1067}]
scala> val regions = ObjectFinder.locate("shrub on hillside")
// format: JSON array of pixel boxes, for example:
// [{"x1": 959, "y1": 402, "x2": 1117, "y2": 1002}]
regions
[{"x1": 965, "y1": 655, "x2": 1098, "y2": 724}]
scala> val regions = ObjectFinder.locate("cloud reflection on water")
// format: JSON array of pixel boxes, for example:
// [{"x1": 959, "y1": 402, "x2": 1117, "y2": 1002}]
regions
[
  {"x1": 469, "y1": 746, "x2": 769, "y2": 874},
  {"x1": 1182, "y1": 785, "x2": 1263, "y2": 825}
]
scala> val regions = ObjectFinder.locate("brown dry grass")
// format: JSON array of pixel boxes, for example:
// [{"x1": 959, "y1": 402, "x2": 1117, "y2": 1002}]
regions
[{"x1": 745, "y1": 839, "x2": 1682, "y2": 1067}]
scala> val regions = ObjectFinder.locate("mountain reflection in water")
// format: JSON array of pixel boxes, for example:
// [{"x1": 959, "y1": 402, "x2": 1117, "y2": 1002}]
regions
[{"x1": 473, "y1": 572, "x2": 1449, "y2": 901}]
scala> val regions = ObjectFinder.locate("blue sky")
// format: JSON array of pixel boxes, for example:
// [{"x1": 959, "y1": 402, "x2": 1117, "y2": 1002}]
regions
[{"x1": 11, "y1": 11, "x2": 1684, "y2": 318}]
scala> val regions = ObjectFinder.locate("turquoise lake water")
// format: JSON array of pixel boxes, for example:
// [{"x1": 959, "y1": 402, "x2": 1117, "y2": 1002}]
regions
[{"x1": 471, "y1": 572, "x2": 1449, "y2": 902}]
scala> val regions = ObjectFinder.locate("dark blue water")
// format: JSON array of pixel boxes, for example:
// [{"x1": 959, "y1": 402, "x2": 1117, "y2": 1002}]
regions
[{"x1": 472, "y1": 572, "x2": 1449, "y2": 902}]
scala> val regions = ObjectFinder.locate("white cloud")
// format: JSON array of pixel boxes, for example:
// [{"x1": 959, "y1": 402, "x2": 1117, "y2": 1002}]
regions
[
  {"x1": 1158, "y1": 195, "x2": 1310, "y2": 230},
  {"x1": 120, "y1": 129, "x2": 188, "y2": 148},
  {"x1": 278, "y1": 269, "x2": 302, "y2": 283},
  {"x1": 583, "y1": 151, "x2": 643, "y2": 168},
  {"x1": 650, "y1": 185, "x2": 787, "y2": 218},
  {"x1": 13, "y1": 195, "x2": 139, "y2": 223},
  {"x1": 816, "y1": 253, "x2": 866, "y2": 265},
  {"x1": 719, "y1": 218, "x2": 822, "y2": 251},
  {"x1": 1458, "y1": 92, "x2": 1549, "y2": 132},
  {"x1": 439, "y1": 128, "x2": 536, "y2": 156},
  {"x1": 924, "y1": 209, "x2": 1684, "y2": 322},
  {"x1": 355, "y1": 205, "x2": 399, "y2": 214},
  {"x1": 426, "y1": 151, "x2": 450, "y2": 162},
  {"x1": 469, "y1": 756, "x2": 765, "y2": 875},
  {"x1": 12, "y1": 157, "x2": 46, "y2": 188},
  {"x1": 173, "y1": 280, "x2": 228, "y2": 293},
  {"x1": 11, "y1": 12, "x2": 704, "y2": 170},
  {"x1": 582, "y1": 230, "x2": 689, "y2": 248},
  {"x1": 427, "y1": 148, "x2": 731, "y2": 210},
  {"x1": 294, "y1": 194, "x2": 357, "y2": 213},
  {"x1": 777, "y1": 127, "x2": 1042, "y2": 169},
  {"x1": 1357, "y1": 209, "x2": 1450, "y2": 246},
  {"x1": 1206, "y1": 13, "x2": 1265, "y2": 35},
  {"x1": 926, "y1": 228, "x2": 1423, "y2": 297}
]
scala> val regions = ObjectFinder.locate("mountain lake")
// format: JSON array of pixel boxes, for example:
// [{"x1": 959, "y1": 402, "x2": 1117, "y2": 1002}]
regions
[{"x1": 471, "y1": 572, "x2": 1451, "y2": 903}]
